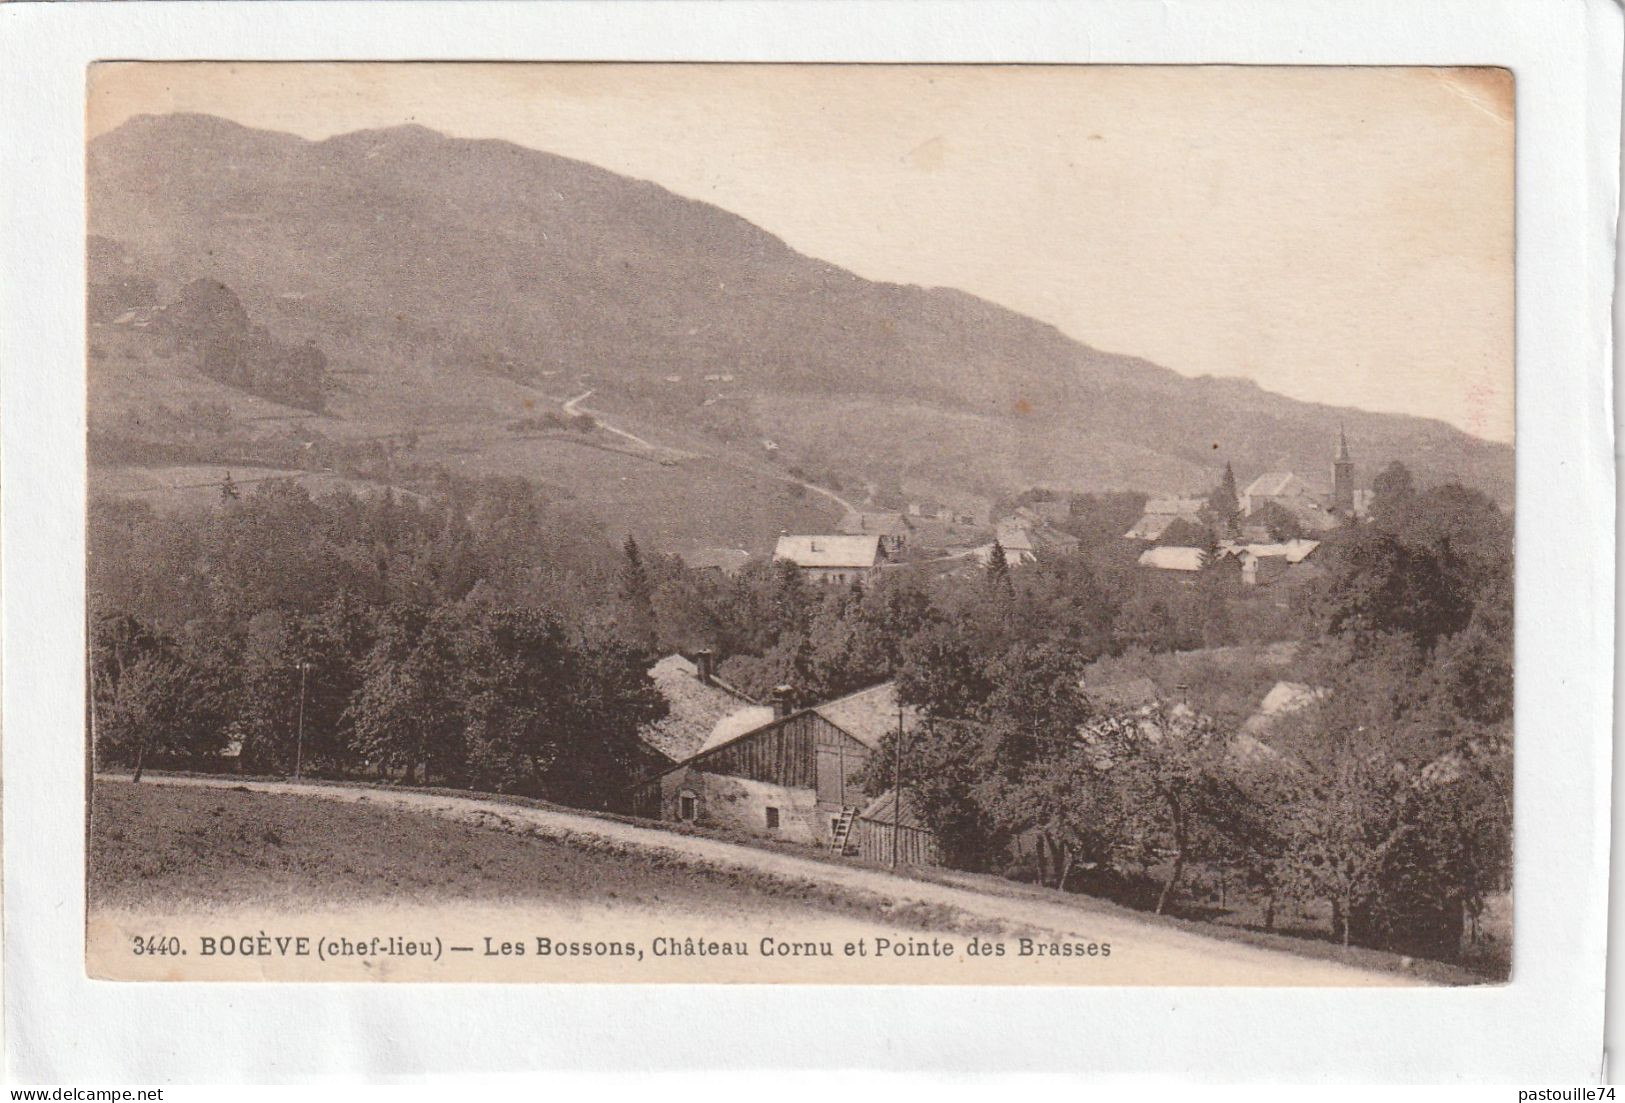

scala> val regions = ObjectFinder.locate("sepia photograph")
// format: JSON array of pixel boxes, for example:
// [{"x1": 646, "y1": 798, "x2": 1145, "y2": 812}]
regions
[{"x1": 83, "y1": 61, "x2": 1515, "y2": 986}]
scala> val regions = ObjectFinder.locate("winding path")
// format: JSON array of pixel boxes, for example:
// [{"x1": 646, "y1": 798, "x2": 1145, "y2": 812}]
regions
[
  {"x1": 563, "y1": 388, "x2": 862, "y2": 517},
  {"x1": 562, "y1": 389, "x2": 661, "y2": 452}
]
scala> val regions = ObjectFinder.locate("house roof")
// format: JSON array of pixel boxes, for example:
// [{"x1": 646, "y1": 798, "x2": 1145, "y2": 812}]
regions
[
  {"x1": 639, "y1": 653, "x2": 758, "y2": 762},
  {"x1": 993, "y1": 523, "x2": 1036, "y2": 552},
  {"x1": 1138, "y1": 546, "x2": 1206, "y2": 572},
  {"x1": 812, "y1": 681, "x2": 915, "y2": 749},
  {"x1": 1240, "y1": 681, "x2": 1326, "y2": 735},
  {"x1": 1124, "y1": 513, "x2": 1177, "y2": 541},
  {"x1": 971, "y1": 542, "x2": 1036, "y2": 569},
  {"x1": 993, "y1": 521, "x2": 1076, "y2": 555},
  {"x1": 1033, "y1": 532, "x2": 1080, "y2": 555},
  {"x1": 1228, "y1": 732, "x2": 1286, "y2": 767},
  {"x1": 857, "y1": 788, "x2": 931, "y2": 831},
  {"x1": 837, "y1": 511, "x2": 910, "y2": 537},
  {"x1": 1278, "y1": 538, "x2": 1321, "y2": 563},
  {"x1": 773, "y1": 534, "x2": 882, "y2": 569},
  {"x1": 1222, "y1": 538, "x2": 1322, "y2": 564}
]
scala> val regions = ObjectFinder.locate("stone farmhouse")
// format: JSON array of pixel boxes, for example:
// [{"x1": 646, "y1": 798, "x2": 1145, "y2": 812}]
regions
[{"x1": 631, "y1": 681, "x2": 921, "y2": 856}]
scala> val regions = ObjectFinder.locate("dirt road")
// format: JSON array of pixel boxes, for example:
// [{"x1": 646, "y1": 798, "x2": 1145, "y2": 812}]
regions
[
  {"x1": 562, "y1": 389, "x2": 661, "y2": 451},
  {"x1": 125, "y1": 775, "x2": 1416, "y2": 986},
  {"x1": 562, "y1": 388, "x2": 861, "y2": 516}
]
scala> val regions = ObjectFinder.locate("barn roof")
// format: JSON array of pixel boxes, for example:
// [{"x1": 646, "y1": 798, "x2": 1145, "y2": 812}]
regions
[
  {"x1": 813, "y1": 681, "x2": 915, "y2": 749},
  {"x1": 857, "y1": 788, "x2": 931, "y2": 831},
  {"x1": 698, "y1": 705, "x2": 778, "y2": 753},
  {"x1": 1124, "y1": 513, "x2": 1177, "y2": 541},
  {"x1": 773, "y1": 534, "x2": 881, "y2": 569},
  {"x1": 638, "y1": 654, "x2": 757, "y2": 762},
  {"x1": 635, "y1": 680, "x2": 915, "y2": 790}
]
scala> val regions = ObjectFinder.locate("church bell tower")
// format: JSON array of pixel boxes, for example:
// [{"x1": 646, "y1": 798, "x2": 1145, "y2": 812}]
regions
[{"x1": 1332, "y1": 426, "x2": 1355, "y2": 518}]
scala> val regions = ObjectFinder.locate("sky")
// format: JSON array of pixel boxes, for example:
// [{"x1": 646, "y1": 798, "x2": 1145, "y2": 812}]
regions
[{"x1": 88, "y1": 63, "x2": 1514, "y2": 443}]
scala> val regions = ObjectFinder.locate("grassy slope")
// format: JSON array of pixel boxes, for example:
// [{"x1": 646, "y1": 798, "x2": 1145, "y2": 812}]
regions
[
  {"x1": 89, "y1": 323, "x2": 839, "y2": 552},
  {"x1": 89, "y1": 781, "x2": 989, "y2": 935}
]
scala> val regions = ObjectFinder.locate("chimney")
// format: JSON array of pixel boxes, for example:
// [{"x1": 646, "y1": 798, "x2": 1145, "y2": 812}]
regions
[
  {"x1": 771, "y1": 684, "x2": 795, "y2": 720},
  {"x1": 695, "y1": 648, "x2": 715, "y2": 686}
]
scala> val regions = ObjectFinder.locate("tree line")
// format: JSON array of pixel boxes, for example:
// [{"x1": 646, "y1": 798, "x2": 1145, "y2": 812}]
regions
[
  {"x1": 159, "y1": 278, "x2": 329, "y2": 412},
  {"x1": 90, "y1": 476, "x2": 667, "y2": 807}
]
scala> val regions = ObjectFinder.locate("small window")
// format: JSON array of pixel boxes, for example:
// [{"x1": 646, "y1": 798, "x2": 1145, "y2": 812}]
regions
[
  {"x1": 678, "y1": 793, "x2": 697, "y2": 821},
  {"x1": 765, "y1": 806, "x2": 780, "y2": 830}
]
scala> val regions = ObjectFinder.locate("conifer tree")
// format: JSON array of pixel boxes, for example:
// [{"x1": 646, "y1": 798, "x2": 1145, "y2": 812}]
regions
[
  {"x1": 985, "y1": 539, "x2": 1012, "y2": 593},
  {"x1": 1207, "y1": 462, "x2": 1239, "y2": 537},
  {"x1": 618, "y1": 535, "x2": 657, "y2": 652}
]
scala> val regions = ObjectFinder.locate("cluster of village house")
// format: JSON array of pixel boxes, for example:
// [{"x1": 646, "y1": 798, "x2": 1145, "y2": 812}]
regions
[
  {"x1": 634, "y1": 432, "x2": 1369, "y2": 866},
  {"x1": 683, "y1": 430, "x2": 1368, "y2": 590},
  {"x1": 1127, "y1": 431, "x2": 1371, "y2": 589}
]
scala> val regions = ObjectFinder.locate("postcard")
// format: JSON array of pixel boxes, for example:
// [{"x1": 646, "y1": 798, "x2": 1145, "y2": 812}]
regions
[{"x1": 83, "y1": 61, "x2": 1515, "y2": 987}]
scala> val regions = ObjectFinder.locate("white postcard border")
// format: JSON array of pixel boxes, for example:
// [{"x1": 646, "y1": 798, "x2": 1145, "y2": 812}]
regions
[{"x1": 1, "y1": 0, "x2": 1618, "y2": 1083}]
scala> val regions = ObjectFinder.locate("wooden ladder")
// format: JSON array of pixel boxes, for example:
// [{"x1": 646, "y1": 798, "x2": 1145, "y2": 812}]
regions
[{"x1": 829, "y1": 807, "x2": 858, "y2": 856}]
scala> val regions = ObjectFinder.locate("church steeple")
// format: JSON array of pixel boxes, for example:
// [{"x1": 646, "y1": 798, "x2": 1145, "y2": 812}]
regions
[{"x1": 1332, "y1": 424, "x2": 1355, "y2": 517}]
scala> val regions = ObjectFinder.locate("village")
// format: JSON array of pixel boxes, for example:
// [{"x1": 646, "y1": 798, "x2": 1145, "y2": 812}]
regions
[{"x1": 628, "y1": 429, "x2": 1366, "y2": 868}]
